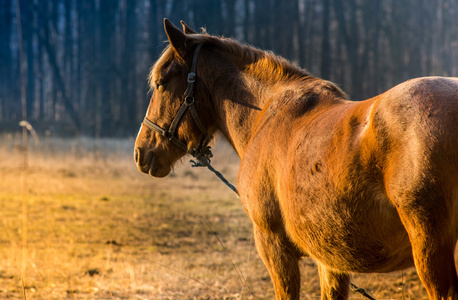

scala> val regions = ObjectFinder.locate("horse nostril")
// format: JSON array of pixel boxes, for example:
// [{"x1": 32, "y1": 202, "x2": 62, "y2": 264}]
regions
[{"x1": 134, "y1": 148, "x2": 140, "y2": 164}]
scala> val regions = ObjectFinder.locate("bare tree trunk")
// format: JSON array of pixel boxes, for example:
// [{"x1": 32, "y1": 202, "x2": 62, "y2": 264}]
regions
[
  {"x1": 332, "y1": 0, "x2": 362, "y2": 99},
  {"x1": 0, "y1": 0, "x2": 13, "y2": 121},
  {"x1": 38, "y1": 6, "x2": 81, "y2": 133},
  {"x1": 97, "y1": 0, "x2": 117, "y2": 136},
  {"x1": 120, "y1": 0, "x2": 137, "y2": 133},
  {"x1": 320, "y1": 0, "x2": 331, "y2": 80}
]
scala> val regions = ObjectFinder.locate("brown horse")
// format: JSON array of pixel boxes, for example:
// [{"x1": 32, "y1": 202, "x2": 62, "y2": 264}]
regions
[{"x1": 134, "y1": 19, "x2": 458, "y2": 300}]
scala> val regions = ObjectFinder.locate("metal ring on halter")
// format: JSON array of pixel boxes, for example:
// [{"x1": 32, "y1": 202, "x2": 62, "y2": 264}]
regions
[{"x1": 184, "y1": 96, "x2": 195, "y2": 105}]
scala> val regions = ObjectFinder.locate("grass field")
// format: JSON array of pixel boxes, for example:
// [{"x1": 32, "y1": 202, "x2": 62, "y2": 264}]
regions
[{"x1": 0, "y1": 134, "x2": 432, "y2": 299}]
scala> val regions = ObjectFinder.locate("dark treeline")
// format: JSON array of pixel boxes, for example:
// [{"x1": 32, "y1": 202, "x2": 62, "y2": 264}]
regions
[{"x1": 1, "y1": 0, "x2": 458, "y2": 136}]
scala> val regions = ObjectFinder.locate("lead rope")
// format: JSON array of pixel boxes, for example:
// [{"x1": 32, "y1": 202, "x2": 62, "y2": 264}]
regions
[
  {"x1": 189, "y1": 147, "x2": 239, "y2": 196},
  {"x1": 350, "y1": 283, "x2": 376, "y2": 300}
]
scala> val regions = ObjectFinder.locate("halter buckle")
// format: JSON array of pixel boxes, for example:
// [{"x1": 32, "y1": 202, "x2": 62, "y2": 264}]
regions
[{"x1": 187, "y1": 72, "x2": 196, "y2": 83}]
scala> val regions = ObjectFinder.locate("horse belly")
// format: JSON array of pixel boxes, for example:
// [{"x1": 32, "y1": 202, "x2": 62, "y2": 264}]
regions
[{"x1": 282, "y1": 191, "x2": 414, "y2": 273}]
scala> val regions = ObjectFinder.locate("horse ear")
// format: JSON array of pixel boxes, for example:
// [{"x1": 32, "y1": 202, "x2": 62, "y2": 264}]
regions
[
  {"x1": 180, "y1": 21, "x2": 196, "y2": 34},
  {"x1": 164, "y1": 18, "x2": 187, "y2": 58}
]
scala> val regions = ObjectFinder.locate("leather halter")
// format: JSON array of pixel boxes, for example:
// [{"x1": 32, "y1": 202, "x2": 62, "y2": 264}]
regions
[{"x1": 142, "y1": 44, "x2": 211, "y2": 159}]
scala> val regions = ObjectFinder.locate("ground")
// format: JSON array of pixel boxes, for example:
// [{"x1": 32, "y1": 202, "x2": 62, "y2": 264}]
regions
[{"x1": 0, "y1": 134, "x2": 434, "y2": 299}]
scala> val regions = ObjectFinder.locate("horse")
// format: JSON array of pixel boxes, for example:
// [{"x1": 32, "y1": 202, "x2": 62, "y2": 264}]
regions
[{"x1": 134, "y1": 19, "x2": 458, "y2": 300}]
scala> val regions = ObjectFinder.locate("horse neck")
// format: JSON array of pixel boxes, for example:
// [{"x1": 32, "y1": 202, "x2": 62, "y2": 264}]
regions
[
  {"x1": 208, "y1": 67, "x2": 298, "y2": 158},
  {"x1": 195, "y1": 42, "x2": 317, "y2": 157}
]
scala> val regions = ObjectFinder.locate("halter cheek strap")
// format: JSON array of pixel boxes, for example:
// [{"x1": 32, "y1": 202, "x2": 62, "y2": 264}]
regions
[{"x1": 142, "y1": 43, "x2": 212, "y2": 162}]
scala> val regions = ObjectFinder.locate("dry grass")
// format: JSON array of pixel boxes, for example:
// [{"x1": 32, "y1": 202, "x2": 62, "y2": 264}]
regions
[{"x1": 0, "y1": 134, "x2": 430, "y2": 299}]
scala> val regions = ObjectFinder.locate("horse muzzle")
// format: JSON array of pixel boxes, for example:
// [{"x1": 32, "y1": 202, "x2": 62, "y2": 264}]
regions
[{"x1": 134, "y1": 147, "x2": 171, "y2": 178}]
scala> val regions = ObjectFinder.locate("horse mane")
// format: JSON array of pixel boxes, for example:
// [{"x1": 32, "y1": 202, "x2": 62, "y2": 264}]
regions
[
  {"x1": 188, "y1": 34, "x2": 308, "y2": 80},
  {"x1": 148, "y1": 33, "x2": 347, "y2": 99},
  {"x1": 188, "y1": 34, "x2": 348, "y2": 99}
]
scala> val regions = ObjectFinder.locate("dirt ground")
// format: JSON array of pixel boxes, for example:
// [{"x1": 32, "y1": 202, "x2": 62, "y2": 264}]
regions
[{"x1": 0, "y1": 135, "x2": 434, "y2": 299}]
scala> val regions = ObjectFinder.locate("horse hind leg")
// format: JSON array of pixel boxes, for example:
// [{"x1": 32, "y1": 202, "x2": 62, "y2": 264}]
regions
[
  {"x1": 409, "y1": 231, "x2": 458, "y2": 300},
  {"x1": 317, "y1": 263, "x2": 350, "y2": 300},
  {"x1": 394, "y1": 190, "x2": 458, "y2": 300}
]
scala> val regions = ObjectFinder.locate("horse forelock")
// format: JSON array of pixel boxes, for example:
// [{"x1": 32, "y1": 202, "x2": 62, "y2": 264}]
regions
[{"x1": 147, "y1": 45, "x2": 175, "y2": 92}]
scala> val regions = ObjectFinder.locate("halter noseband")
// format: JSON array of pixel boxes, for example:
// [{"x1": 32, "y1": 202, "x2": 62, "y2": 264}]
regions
[{"x1": 142, "y1": 43, "x2": 212, "y2": 162}]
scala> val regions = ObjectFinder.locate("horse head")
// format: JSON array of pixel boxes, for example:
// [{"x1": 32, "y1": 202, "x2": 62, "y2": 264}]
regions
[{"x1": 134, "y1": 19, "x2": 214, "y2": 177}]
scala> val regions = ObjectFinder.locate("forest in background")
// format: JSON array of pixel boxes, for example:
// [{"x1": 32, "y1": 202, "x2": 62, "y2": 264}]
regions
[{"x1": 1, "y1": 0, "x2": 458, "y2": 136}]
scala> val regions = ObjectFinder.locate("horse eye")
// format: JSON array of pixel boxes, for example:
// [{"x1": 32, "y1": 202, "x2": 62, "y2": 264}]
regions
[{"x1": 156, "y1": 79, "x2": 165, "y2": 91}]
